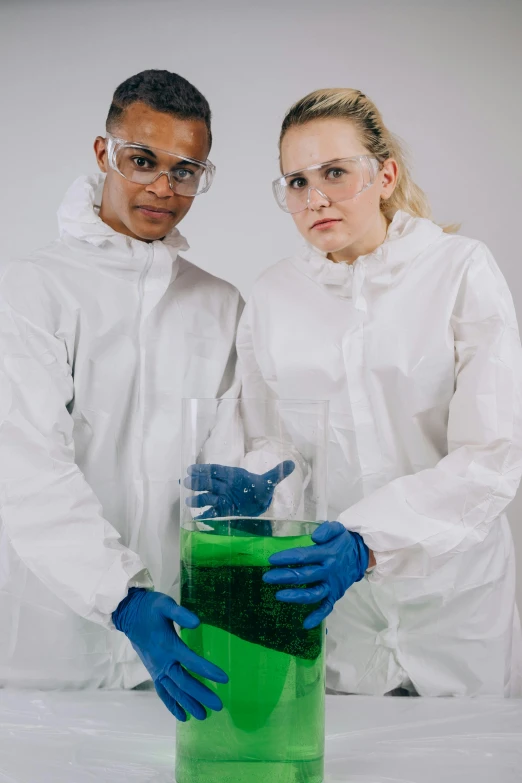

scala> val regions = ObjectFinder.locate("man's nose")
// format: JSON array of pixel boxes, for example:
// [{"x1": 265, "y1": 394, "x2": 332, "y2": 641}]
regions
[{"x1": 146, "y1": 172, "x2": 173, "y2": 198}]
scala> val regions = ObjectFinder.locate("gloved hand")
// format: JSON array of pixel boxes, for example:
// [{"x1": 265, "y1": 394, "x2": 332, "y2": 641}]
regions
[
  {"x1": 262, "y1": 521, "x2": 369, "y2": 629},
  {"x1": 183, "y1": 460, "x2": 295, "y2": 519},
  {"x1": 112, "y1": 588, "x2": 228, "y2": 721}
]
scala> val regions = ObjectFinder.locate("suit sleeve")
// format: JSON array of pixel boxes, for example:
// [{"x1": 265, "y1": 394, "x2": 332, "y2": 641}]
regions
[
  {"x1": 338, "y1": 243, "x2": 522, "y2": 579},
  {"x1": 0, "y1": 272, "x2": 152, "y2": 627}
]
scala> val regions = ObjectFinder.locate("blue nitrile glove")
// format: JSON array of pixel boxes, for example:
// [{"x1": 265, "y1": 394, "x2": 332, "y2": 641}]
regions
[
  {"x1": 262, "y1": 521, "x2": 369, "y2": 629},
  {"x1": 112, "y1": 588, "x2": 228, "y2": 721},
  {"x1": 183, "y1": 460, "x2": 295, "y2": 519}
]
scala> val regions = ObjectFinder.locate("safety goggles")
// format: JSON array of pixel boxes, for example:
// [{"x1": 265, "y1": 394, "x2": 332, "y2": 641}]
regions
[
  {"x1": 106, "y1": 134, "x2": 216, "y2": 197},
  {"x1": 272, "y1": 155, "x2": 380, "y2": 214}
]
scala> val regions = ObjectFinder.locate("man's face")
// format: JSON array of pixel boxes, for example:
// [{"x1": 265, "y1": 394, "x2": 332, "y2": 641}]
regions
[{"x1": 94, "y1": 102, "x2": 210, "y2": 242}]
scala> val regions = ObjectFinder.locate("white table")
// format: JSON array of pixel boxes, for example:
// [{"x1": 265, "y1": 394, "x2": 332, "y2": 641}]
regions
[{"x1": 0, "y1": 690, "x2": 520, "y2": 782}]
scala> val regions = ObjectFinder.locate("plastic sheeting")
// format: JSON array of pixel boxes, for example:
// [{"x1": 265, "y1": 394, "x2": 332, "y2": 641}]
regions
[{"x1": 0, "y1": 690, "x2": 521, "y2": 782}]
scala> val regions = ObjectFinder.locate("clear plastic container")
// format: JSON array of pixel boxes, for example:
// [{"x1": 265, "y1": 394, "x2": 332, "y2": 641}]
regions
[{"x1": 176, "y1": 398, "x2": 328, "y2": 783}]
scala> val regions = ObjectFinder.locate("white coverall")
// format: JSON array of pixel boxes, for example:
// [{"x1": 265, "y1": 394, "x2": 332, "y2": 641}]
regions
[
  {"x1": 0, "y1": 174, "x2": 243, "y2": 689},
  {"x1": 237, "y1": 210, "x2": 522, "y2": 697}
]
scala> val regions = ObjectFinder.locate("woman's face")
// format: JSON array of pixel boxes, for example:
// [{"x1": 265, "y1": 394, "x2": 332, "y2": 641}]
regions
[{"x1": 280, "y1": 118, "x2": 397, "y2": 261}]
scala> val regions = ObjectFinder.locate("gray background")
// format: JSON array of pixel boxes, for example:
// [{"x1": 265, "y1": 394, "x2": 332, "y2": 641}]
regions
[{"x1": 1, "y1": 0, "x2": 521, "y2": 610}]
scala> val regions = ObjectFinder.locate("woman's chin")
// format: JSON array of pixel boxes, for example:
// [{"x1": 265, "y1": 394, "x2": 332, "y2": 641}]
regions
[{"x1": 309, "y1": 235, "x2": 352, "y2": 255}]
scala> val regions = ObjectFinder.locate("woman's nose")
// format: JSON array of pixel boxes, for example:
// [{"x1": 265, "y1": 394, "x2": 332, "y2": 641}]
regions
[{"x1": 307, "y1": 187, "x2": 330, "y2": 209}]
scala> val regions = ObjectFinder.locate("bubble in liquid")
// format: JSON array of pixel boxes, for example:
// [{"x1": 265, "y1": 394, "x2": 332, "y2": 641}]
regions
[{"x1": 243, "y1": 488, "x2": 248, "y2": 493}]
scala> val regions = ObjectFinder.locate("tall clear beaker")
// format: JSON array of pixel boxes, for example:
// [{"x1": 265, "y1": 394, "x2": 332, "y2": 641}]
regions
[{"x1": 175, "y1": 398, "x2": 328, "y2": 783}]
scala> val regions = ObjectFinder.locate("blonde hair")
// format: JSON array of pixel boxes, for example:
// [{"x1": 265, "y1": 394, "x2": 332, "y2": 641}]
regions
[{"x1": 279, "y1": 88, "x2": 457, "y2": 233}]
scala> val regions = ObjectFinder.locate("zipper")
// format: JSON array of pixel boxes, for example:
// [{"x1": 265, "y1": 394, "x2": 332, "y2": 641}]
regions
[{"x1": 129, "y1": 245, "x2": 154, "y2": 552}]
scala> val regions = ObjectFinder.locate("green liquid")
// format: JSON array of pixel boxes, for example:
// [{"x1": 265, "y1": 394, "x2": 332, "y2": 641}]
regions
[{"x1": 175, "y1": 522, "x2": 325, "y2": 783}]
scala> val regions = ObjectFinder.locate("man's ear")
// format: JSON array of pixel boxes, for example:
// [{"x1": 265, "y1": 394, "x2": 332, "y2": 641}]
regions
[{"x1": 94, "y1": 136, "x2": 108, "y2": 173}]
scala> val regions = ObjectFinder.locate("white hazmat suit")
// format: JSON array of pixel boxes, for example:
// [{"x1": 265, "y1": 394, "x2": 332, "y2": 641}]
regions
[
  {"x1": 0, "y1": 174, "x2": 243, "y2": 689},
  {"x1": 237, "y1": 210, "x2": 522, "y2": 697}
]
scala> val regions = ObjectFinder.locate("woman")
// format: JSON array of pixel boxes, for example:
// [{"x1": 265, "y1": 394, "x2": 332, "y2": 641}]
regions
[{"x1": 236, "y1": 89, "x2": 522, "y2": 697}]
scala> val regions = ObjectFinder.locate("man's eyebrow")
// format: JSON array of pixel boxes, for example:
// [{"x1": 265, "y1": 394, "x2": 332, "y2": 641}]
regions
[
  {"x1": 127, "y1": 142, "x2": 201, "y2": 167},
  {"x1": 129, "y1": 143, "x2": 157, "y2": 158}
]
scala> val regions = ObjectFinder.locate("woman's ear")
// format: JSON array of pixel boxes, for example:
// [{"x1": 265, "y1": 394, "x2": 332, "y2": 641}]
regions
[{"x1": 380, "y1": 158, "x2": 399, "y2": 202}]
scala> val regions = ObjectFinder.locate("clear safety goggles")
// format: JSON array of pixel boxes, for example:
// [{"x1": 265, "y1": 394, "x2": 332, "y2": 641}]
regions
[
  {"x1": 272, "y1": 155, "x2": 380, "y2": 214},
  {"x1": 106, "y1": 134, "x2": 216, "y2": 197}
]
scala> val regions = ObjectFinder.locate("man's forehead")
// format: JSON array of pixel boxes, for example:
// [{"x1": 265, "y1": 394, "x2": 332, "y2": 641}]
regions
[{"x1": 115, "y1": 103, "x2": 208, "y2": 156}]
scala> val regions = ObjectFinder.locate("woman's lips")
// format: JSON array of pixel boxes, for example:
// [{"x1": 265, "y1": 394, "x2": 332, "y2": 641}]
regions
[{"x1": 312, "y1": 219, "x2": 341, "y2": 231}]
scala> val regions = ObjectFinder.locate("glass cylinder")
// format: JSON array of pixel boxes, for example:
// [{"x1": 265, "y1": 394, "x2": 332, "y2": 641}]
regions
[{"x1": 175, "y1": 398, "x2": 328, "y2": 783}]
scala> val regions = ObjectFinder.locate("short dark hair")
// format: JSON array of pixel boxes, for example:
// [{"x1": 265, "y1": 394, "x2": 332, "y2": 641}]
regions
[{"x1": 106, "y1": 69, "x2": 212, "y2": 148}]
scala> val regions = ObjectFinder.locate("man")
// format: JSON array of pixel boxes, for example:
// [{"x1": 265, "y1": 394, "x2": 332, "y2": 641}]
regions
[{"x1": 0, "y1": 70, "x2": 242, "y2": 721}]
